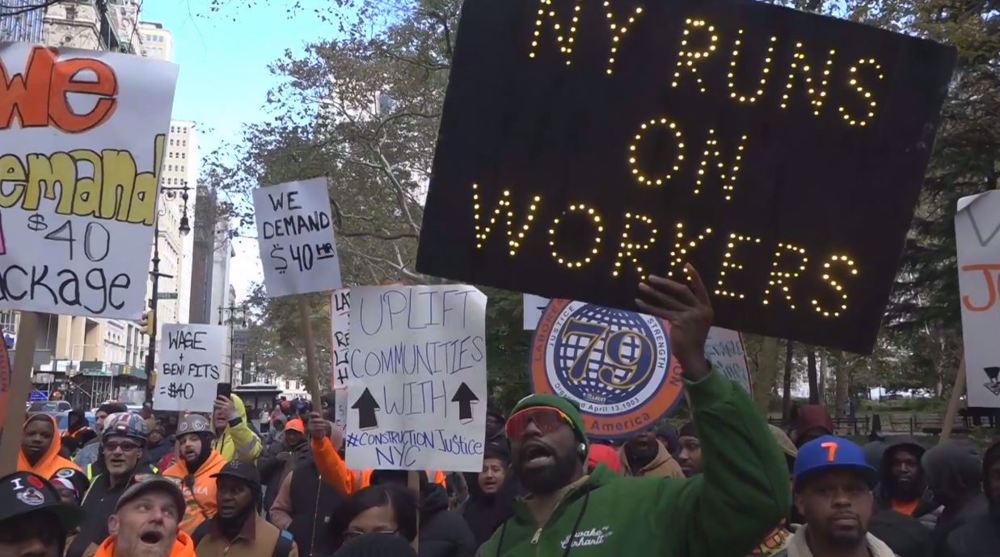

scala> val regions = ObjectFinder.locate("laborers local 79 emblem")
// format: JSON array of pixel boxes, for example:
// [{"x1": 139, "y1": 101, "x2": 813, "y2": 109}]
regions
[{"x1": 531, "y1": 300, "x2": 684, "y2": 440}]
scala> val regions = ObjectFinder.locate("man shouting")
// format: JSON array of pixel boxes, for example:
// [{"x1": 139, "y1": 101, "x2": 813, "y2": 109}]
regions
[{"x1": 479, "y1": 265, "x2": 788, "y2": 557}]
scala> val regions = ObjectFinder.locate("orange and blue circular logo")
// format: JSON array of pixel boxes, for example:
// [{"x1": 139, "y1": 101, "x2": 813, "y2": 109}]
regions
[{"x1": 530, "y1": 299, "x2": 684, "y2": 440}]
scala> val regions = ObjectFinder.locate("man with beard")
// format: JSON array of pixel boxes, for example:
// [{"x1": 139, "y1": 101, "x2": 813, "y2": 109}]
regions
[
  {"x1": 676, "y1": 422, "x2": 702, "y2": 477},
  {"x1": 93, "y1": 477, "x2": 196, "y2": 557},
  {"x1": 164, "y1": 414, "x2": 227, "y2": 534},
  {"x1": 259, "y1": 417, "x2": 311, "y2": 514},
  {"x1": 479, "y1": 265, "x2": 788, "y2": 557},
  {"x1": 191, "y1": 460, "x2": 298, "y2": 557},
  {"x1": 619, "y1": 427, "x2": 683, "y2": 479},
  {"x1": 0, "y1": 471, "x2": 83, "y2": 557},
  {"x1": 778, "y1": 436, "x2": 894, "y2": 557},
  {"x1": 67, "y1": 412, "x2": 154, "y2": 557},
  {"x1": 874, "y1": 437, "x2": 938, "y2": 527},
  {"x1": 75, "y1": 403, "x2": 129, "y2": 472}
]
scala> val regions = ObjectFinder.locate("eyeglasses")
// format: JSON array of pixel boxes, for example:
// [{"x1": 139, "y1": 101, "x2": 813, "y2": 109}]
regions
[
  {"x1": 103, "y1": 440, "x2": 142, "y2": 453},
  {"x1": 343, "y1": 529, "x2": 399, "y2": 541},
  {"x1": 505, "y1": 407, "x2": 571, "y2": 440}
]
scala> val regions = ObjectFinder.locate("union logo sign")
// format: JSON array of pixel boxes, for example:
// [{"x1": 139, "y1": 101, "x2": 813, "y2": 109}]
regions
[{"x1": 531, "y1": 300, "x2": 684, "y2": 440}]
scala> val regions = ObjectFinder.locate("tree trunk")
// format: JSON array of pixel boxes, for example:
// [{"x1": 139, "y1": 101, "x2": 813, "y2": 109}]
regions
[
  {"x1": 807, "y1": 347, "x2": 819, "y2": 404},
  {"x1": 835, "y1": 352, "x2": 849, "y2": 417},
  {"x1": 782, "y1": 340, "x2": 794, "y2": 424},
  {"x1": 752, "y1": 337, "x2": 781, "y2": 413},
  {"x1": 818, "y1": 350, "x2": 827, "y2": 404}
]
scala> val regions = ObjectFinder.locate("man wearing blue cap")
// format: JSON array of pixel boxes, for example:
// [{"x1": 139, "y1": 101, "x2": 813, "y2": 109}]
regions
[{"x1": 779, "y1": 435, "x2": 895, "y2": 557}]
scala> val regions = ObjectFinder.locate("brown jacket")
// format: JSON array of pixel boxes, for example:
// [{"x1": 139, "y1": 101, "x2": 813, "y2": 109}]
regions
[
  {"x1": 194, "y1": 514, "x2": 299, "y2": 557},
  {"x1": 618, "y1": 439, "x2": 684, "y2": 479}
]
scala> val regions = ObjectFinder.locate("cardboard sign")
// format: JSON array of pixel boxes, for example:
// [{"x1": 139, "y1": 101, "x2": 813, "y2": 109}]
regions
[
  {"x1": 345, "y1": 285, "x2": 487, "y2": 472},
  {"x1": 956, "y1": 191, "x2": 1000, "y2": 408},
  {"x1": 254, "y1": 177, "x2": 342, "y2": 297},
  {"x1": 416, "y1": 0, "x2": 956, "y2": 353},
  {"x1": 0, "y1": 44, "x2": 178, "y2": 318},
  {"x1": 331, "y1": 287, "x2": 351, "y2": 426},
  {"x1": 705, "y1": 328, "x2": 752, "y2": 393},
  {"x1": 154, "y1": 324, "x2": 226, "y2": 412}
]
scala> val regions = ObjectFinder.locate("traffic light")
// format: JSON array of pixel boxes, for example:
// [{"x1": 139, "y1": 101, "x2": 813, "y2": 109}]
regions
[{"x1": 140, "y1": 310, "x2": 155, "y2": 336}]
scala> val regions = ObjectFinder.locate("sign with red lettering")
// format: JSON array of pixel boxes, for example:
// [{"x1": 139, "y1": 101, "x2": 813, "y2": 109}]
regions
[
  {"x1": 0, "y1": 44, "x2": 178, "y2": 318},
  {"x1": 957, "y1": 191, "x2": 1000, "y2": 408},
  {"x1": 415, "y1": 0, "x2": 956, "y2": 353}
]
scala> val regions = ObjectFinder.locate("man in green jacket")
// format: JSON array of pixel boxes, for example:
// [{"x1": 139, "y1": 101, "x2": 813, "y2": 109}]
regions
[{"x1": 480, "y1": 265, "x2": 789, "y2": 557}]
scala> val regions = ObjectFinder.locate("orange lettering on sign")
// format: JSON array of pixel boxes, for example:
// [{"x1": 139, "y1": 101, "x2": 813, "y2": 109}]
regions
[
  {"x1": 0, "y1": 46, "x2": 118, "y2": 133},
  {"x1": 961, "y1": 263, "x2": 1000, "y2": 312}
]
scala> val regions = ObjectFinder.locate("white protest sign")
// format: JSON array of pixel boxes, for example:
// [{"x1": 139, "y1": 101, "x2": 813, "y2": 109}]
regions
[
  {"x1": 523, "y1": 294, "x2": 549, "y2": 330},
  {"x1": 331, "y1": 288, "x2": 350, "y2": 426},
  {"x1": 0, "y1": 44, "x2": 178, "y2": 317},
  {"x1": 254, "y1": 177, "x2": 342, "y2": 297},
  {"x1": 956, "y1": 191, "x2": 1000, "y2": 408},
  {"x1": 345, "y1": 285, "x2": 487, "y2": 472},
  {"x1": 705, "y1": 328, "x2": 752, "y2": 393},
  {"x1": 154, "y1": 324, "x2": 226, "y2": 412}
]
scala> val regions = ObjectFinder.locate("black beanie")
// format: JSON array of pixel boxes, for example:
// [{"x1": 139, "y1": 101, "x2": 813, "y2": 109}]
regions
[
  {"x1": 679, "y1": 421, "x2": 698, "y2": 439},
  {"x1": 334, "y1": 533, "x2": 417, "y2": 557}
]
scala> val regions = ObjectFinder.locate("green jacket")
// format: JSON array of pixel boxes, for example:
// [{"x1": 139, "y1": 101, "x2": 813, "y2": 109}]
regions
[{"x1": 481, "y1": 371, "x2": 789, "y2": 557}]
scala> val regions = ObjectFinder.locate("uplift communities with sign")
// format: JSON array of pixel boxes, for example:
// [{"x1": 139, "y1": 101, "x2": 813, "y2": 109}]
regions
[
  {"x1": 154, "y1": 324, "x2": 226, "y2": 413},
  {"x1": 531, "y1": 299, "x2": 750, "y2": 440},
  {"x1": 416, "y1": 0, "x2": 956, "y2": 353},
  {"x1": 956, "y1": 191, "x2": 1000, "y2": 408},
  {"x1": 0, "y1": 44, "x2": 178, "y2": 318},
  {"x1": 254, "y1": 177, "x2": 342, "y2": 298},
  {"x1": 345, "y1": 285, "x2": 487, "y2": 472}
]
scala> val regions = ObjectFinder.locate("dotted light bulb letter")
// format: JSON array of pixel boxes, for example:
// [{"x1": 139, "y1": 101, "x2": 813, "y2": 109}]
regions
[
  {"x1": 715, "y1": 232, "x2": 761, "y2": 300},
  {"x1": 671, "y1": 18, "x2": 719, "y2": 94},
  {"x1": 529, "y1": 0, "x2": 582, "y2": 66},
  {"x1": 810, "y1": 254, "x2": 859, "y2": 318},
  {"x1": 549, "y1": 204, "x2": 604, "y2": 269},
  {"x1": 629, "y1": 116, "x2": 685, "y2": 187},
  {"x1": 727, "y1": 31, "x2": 777, "y2": 104},
  {"x1": 694, "y1": 129, "x2": 748, "y2": 201},
  {"x1": 668, "y1": 222, "x2": 713, "y2": 278},
  {"x1": 603, "y1": 1, "x2": 644, "y2": 75},
  {"x1": 780, "y1": 42, "x2": 836, "y2": 117},
  {"x1": 612, "y1": 213, "x2": 657, "y2": 279},
  {"x1": 838, "y1": 58, "x2": 884, "y2": 128},
  {"x1": 472, "y1": 184, "x2": 541, "y2": 256},
  {"x1": 762, "y1": 243, "x2": 809, "y2": 309}
]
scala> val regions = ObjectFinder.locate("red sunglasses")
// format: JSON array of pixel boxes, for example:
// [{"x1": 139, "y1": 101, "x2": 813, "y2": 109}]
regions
[{"x1": 505, "y1": 407, "x2": 572, "y2": 440}]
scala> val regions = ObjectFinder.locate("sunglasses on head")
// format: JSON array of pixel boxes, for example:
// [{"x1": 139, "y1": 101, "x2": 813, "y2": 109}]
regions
[{"x1": 505, "y1": 407, "x2": 572, "y2": 440}]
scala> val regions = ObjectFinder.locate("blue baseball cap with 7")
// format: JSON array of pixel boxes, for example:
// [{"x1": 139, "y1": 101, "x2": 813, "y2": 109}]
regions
[{"x1": 794, "y1": 435, "x2": 878, "y2": 489}]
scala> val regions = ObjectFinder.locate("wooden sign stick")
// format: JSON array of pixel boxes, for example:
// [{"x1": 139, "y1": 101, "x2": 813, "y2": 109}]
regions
[
  {"x1": 297, "y1": 297, "x2": 323, "y2": 410},
  {"x1": 0, "y1": 311, "x2": 40, "y2": 475},
  {"x1": 940, "y1": 355, "x2": 966, "y2": 442}
]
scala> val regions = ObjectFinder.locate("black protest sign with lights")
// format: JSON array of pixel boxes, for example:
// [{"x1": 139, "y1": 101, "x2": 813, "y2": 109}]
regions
[{"x1": 416, "y1": 0, "x2": 956, "y2": 353}]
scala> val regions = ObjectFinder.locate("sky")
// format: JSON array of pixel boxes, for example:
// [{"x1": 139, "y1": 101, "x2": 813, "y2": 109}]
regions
[{"x1": 141, "y1": 1, "x2": 336, "y2": 301}]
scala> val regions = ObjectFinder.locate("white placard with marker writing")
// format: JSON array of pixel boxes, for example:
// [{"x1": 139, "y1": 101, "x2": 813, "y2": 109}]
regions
[
  {"x1": 345, "y1": 285, "x2": 487, "y2": 472},
  {"x1": 331, "y1": 287, "x2": 351, "y2": 426},
  {"x1": 957, "y1": 191, "x2": 1000, "y2": 408},
  {"x1": 253, "y1": 177, "x2": 342, "y2": 298},
  {"x1": 0, "y1": 44, "x2": 178, "y2": 318},
  {"x1": 154, "y1": 324, "x2": 226, "y2": 412}
]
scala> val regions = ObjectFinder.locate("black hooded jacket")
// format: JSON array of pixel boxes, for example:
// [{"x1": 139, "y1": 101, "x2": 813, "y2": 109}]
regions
[
  {"x1": 875, "y1": 436, "x2": 939, "y2": 525},
  {"x1": 942, "y1": 441, "x2": 1000, "y2": 557},
  {"x1": 419, "y1": 483, "x2": 477, "y2": 557},
  {"x1": 922, "y1": 440, "x2": 988, "y2": 556}
]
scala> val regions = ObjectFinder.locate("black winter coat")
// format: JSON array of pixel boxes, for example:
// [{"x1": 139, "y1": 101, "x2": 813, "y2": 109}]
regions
[
  {"x1": 289, "y1": 460, "x2": 348, "y2": 557},
  {"x1": 420, "y1": 483, "x2": 477, "y2": 557},
  {"x1": 943, "y1": 511, "x2": 1000, "y2": 557}
]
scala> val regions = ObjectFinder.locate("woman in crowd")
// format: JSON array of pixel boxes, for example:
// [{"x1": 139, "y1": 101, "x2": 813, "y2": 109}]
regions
[{"x1": 330, "y1": 484, "x2": 418, "y2": 551}]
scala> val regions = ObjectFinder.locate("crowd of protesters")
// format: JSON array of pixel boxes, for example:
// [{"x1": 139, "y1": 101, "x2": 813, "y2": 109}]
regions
[{"x1": 3, "y1": 268, "x2": 1000, "y2": 557}]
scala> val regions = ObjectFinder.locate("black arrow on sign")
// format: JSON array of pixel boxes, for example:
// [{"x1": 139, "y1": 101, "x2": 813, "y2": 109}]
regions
[
  {"x1": 352, "y1": 388, "x2": 380, "y2": 429},
  {"x1": 451, "y1": 382, "x2": 479, "y2": 422}
]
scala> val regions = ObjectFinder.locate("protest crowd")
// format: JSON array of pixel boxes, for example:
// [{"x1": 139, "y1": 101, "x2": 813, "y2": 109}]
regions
[{"x1": 2, "y1": 266, "x2": 998, "y2": 557}]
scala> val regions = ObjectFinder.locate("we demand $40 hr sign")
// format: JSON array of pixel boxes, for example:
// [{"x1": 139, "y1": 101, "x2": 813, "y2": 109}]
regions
[
  {"x1": 416, "y1": 0, "x2": 956, "y2": 354},
  {"x1": 0, "y1": 44, "x2": 178, "y2": 318}
]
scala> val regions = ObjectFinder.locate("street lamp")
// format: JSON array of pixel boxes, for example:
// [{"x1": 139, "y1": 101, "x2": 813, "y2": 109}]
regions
[{"x1": 144, "y1": 182, "x2": 191, "y2": 402}]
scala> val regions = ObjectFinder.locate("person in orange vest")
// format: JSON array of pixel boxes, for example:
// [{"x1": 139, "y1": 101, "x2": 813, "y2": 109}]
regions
[
  {"x1": 93, "y1": 476, "x2": 196, "y2": 557},
  {"x1": 19, "y1": 414, "x2": 80, "y2": 478},
  {"x1": 163, "y1": 414, "x2": 227, "y2": 534}
]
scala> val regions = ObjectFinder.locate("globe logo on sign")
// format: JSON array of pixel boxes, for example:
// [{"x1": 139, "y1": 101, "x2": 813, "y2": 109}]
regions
[
  {"x1": 551, "y1": 304, "x2": 661, "y2": 406},
  {"x1": 532, "y1": 300, "x2": 682, "y2": 440}
]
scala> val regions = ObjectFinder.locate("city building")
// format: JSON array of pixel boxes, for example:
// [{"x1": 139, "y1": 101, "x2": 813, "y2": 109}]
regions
[
  {"x1": 0, "y1": 0, "x2": 143, "y2": 52},
  {"x1": 138, "y1": 20, "x2": 172, "y2": 60}
]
